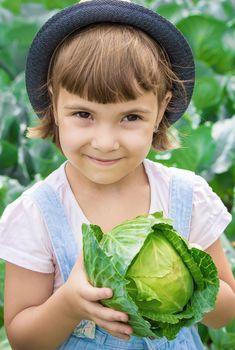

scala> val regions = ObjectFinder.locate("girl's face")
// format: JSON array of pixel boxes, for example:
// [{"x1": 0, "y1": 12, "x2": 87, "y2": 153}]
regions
[{"x1": 55, "y1": 87, "x2": 169, "y2": 186}]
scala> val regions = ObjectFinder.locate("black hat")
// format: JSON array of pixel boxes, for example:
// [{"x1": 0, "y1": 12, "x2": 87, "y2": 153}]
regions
[{"x1": 25, "y1": 0, "x2": 195, "y2": 124}]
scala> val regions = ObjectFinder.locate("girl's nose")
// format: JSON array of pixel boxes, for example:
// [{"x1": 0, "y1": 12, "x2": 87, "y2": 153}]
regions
[{"x1": 90, "y1": 126, "x2": 119, "y2": 152}]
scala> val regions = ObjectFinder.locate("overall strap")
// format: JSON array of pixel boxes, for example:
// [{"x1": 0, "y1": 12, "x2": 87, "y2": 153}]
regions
[
  {"x1": 30, "y1": 182, "x2": 96, "y2": 340},
  {"x1": 168, "y1": 167, "x2": 195, "y2": 239},
  {"x1": 29, "y1": 182, "x2": 78, "y2": 282}
]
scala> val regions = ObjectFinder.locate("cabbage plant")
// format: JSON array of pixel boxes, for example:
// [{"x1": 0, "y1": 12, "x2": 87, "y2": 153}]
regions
[{"x1": 82, "y1": 212, "x2": 219, "y2": 340}]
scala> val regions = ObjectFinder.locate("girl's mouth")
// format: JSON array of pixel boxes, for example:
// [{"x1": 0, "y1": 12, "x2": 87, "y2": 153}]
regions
[{"x1": 87, "y1": 156, "x2": 122, "y2": 166}]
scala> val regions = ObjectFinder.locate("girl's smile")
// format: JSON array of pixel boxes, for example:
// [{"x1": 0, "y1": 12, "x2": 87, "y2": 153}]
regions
[{"x1": 86, "y1": 155, "x2": 123, "y2": 166}]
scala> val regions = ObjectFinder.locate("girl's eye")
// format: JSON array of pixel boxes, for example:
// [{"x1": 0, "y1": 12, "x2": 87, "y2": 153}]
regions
[
  {"x1": 73, "y1": 111, "x2": 91, "y2": 119},
  {"x1": 123, "y1": 114, "x2": 142, "y2": 122},
  {"x1": 71, "y1": 112, "x2": 141, "y2": 122}
]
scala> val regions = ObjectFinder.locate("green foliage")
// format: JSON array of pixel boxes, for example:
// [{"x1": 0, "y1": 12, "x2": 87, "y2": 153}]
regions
[
  {"x1": 0, "y1": 0, "x2": 78, "y2": 14},
  {"x1": 0, "y1": 262, "x2": 11, "y2": 349},
  {"x1": 0, "y1": 328, "x2": 11, "y2": 350},
  {"x1": 208, "y1": 318, "x2": 235, "y2": 350},
  {"x1": 0, "y1": 0, "x2": 235, "y2": 348}
]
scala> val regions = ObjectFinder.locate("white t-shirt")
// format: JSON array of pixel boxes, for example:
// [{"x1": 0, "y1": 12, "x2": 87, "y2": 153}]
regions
[{"x1": 0, "y1": 159, "x2": 231, "y2": 292}]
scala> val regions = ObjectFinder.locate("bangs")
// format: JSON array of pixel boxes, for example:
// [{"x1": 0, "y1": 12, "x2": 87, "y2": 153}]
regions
[{"x1": 49, "y1": 23, "x2": 172, "y2": 104}]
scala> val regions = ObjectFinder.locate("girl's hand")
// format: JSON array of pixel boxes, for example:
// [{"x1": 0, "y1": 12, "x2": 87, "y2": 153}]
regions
[{"x1": 62, "y1": 253, "x2": 133, "y2": 340}]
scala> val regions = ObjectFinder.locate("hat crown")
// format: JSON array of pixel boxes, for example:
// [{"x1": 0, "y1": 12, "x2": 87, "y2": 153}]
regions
[{"x1": 25, "y1": 0, "x2": 195, "y2": 123}]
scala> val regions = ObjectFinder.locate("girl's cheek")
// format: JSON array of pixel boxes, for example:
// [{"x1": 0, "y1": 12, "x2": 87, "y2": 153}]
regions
[
  {"x1": 59, "y1": 124, "x2": 79, "y2": 142},
  {"x1": 127, "y1": 129, "x2": 153, "y2": 146}
]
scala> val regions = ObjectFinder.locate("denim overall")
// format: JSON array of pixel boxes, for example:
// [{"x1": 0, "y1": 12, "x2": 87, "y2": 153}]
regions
[{"x1": 30, "y1": 166, "x2": 205, "y2": 349}]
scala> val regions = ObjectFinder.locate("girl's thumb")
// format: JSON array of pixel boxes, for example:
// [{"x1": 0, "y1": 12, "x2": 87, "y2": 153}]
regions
[
  {"x1": 81, "y1": 285, "x2": 113, "y2": 302},
  {"x1": 75, "y1": 252, "x2": 113, "y2": 302}
]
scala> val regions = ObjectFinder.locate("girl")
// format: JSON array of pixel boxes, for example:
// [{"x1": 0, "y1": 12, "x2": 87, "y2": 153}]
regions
[{"x1": 0, "y1": 0, "x2": 235, "y2": 349}]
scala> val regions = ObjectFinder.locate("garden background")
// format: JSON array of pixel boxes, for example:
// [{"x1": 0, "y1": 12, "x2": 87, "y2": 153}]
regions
[{"x1": 0, "y1": 0, "x2": 235, "y2": 348}]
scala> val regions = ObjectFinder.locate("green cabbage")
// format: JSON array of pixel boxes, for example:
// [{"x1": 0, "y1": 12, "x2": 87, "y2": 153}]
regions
[{"x1": 82, "y1": 212, "x2": 219, "y2": 340}]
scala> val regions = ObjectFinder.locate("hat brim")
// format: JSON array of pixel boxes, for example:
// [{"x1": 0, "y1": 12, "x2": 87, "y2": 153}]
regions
[{"x1": 25, "y1": 0, "x2": 195, "y2": 124}]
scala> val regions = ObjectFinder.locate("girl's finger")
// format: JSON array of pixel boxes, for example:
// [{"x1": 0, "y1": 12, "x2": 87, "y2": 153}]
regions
[
  {"x1": 87, "y1": 302, "x2": 129, "y2": 323},
  {"x1": 97, "y1": 320, "x2": 132, "y2": 338}
]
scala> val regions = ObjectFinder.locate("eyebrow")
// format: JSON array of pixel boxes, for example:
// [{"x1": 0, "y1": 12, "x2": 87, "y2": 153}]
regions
[{"x1": 64, "y1": 104, "x2": 152, "y2": 114}]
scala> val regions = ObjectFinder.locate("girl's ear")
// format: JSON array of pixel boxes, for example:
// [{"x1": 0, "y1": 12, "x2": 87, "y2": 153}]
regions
[{"x1": 156, "y1": 90, "x2": 172, "y2": 126}]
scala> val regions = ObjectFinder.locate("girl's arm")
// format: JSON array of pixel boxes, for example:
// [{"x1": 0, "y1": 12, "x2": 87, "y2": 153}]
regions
[
  {"x1": 4, "y1": 255, "x2": 132, "y2": 350},
  {"x1": 201, "y1": 238, "x2": 235, "y2": 328}
]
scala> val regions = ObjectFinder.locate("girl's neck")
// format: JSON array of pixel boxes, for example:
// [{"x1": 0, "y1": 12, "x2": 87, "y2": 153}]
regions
[{"x1": 64, "y1": 160, "x2": 151, "y2": 232}]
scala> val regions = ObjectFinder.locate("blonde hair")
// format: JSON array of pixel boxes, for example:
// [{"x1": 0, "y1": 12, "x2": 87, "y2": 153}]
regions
[{"x1": 26, "y1": 23, "x2": 186, "y2": 152}]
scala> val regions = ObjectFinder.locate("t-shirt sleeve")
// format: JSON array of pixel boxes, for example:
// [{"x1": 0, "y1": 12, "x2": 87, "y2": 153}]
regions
[
  {"x1": 0, "y1": 194, "x2": 54, "y2": 273},
  {"x1": 189, "y1": 175, "x2": 232, "y2": 249}
]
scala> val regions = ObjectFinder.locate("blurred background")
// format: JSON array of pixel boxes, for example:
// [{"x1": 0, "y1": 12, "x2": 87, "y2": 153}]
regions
[{"x1": 0, "y1": 0, "x2": 235, "y2": 348}]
